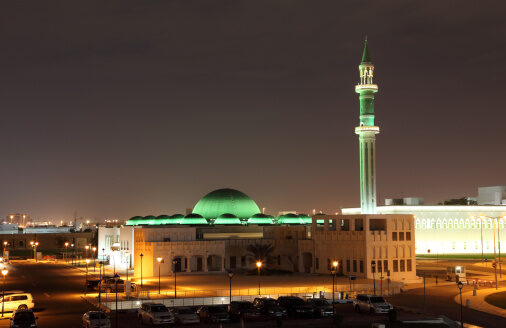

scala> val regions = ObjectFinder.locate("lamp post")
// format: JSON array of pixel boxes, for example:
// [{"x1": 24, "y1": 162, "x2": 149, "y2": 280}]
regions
[
  {"x1": 140, "y1": 253, "x2": 144, "y2": 288},
  {"x1": 331, "y1": 260, "x2": 338, "y2": 317},
  {"x1": 2, "y1": 241, "x2": 7, "y2": 259},
  {"x1": 85, "y1": 259, "x2": 90, "y2": 295},
  {"x1": 493, "y1": 218, "x2": 498, "y2": 289},
  {"x1": 457, "y1": 281, "x2": 464, "y2": 328},
  {"x1": 92, "y1": 247, "x2": 97, "y2": 272},
  {"x1": 172, "y1": 259, "x2": 178, "y2": 299},
  {"x1": 1, "y1": 268, "x2": 8, "y2": 317},
  {"x1": 64, "y1": 242, "x2": 69, "y2": 263},
  {"x1": 71, "y1": 244, "x2": 75, "y2": 266},
  {"x1": 85, "y1": 245, "x2": 90, "y2": 259},
  {"x1": 227, "y1": 271, "x2": 234, "y2": 303},
  {"x1": 157, "y1": 257, "x2": 164, "y2": 294},
  {"x1": 98, "y1": 261, "x2": 103, "y2": 310},
  {"x1": 423, "y1": 272, "x2": 426, "y2": 313},
  {"x1": 371, "y1": 261, "x2": 376, "y2": 295},
  {"x1": 256, "y1": 261, "x2": 262, "y2": 295}
]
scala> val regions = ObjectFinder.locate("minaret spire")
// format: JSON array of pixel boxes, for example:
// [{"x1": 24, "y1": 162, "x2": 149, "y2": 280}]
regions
[{"x1": 355, "y1": 38, "x2": 379, "y2": 214}]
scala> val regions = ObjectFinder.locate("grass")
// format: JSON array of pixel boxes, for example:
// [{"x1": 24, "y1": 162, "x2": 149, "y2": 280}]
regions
[
  {"x1": 416, "y1": 253, "x2": 496, "y2": 260},
  {"x1": 484, "y1": 291, "x2": 506, "y2": 310}
]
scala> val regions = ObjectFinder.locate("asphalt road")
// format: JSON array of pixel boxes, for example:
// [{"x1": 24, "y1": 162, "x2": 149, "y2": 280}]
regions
[
  {"x1": 0, "y1": 261, "x2": 94, "y2": 328},
  {"x1": 387, "y1": 280, "x2": 505, "y2": 328}
]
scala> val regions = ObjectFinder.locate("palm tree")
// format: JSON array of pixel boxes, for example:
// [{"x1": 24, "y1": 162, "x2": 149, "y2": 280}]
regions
[{"x1": 246, "y1": 243, "x2": 275, "y2": 267}]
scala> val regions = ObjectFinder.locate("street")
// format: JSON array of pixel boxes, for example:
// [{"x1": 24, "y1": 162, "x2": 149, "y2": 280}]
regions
[{"x1": 0, "y1": 261, "x2": 94, "y2": 328}]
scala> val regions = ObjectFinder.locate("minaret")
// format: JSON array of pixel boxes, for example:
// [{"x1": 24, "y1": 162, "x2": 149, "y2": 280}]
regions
[{"x1": 355, "y1": 38, "x2": 379, "y2": 214}]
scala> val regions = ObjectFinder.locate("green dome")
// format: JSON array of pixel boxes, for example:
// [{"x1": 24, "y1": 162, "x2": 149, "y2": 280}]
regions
[
  {"x1": 170, "y1": 214, "x2": 184, "y2": 219},
  {"x1": 248, "y1": 213, "x2": 274, "y2": 225},
  {"x1": 214, "y1": 213, "x2": 242, "y2": 225},
  {"x1": 192, "y1": 188, "x2": 260, "y2": 220}
]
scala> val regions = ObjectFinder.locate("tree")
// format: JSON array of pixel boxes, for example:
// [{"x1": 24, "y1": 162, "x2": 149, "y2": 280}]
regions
[
  {"x1": 438, "y1": 197, "x2": 477, "y2": 205},
  {"x1": 246, "y1": 243, "x2": 275, "y2": 267}
]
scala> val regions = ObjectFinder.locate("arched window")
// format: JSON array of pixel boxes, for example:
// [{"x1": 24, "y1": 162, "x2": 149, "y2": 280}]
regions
[
  {"x1": 465, "y1": 219, "x2": 470, "y2": 229},
  {"x1": 436, "y1": 219, "x2": 442, "y2": 229},
  {"x1": 415, "y1": 219, "x2": 421, "y2": 229},
  {"x1": 488, "y1": 218, "x2": 493, "y2": 229},
  {"x1": 442, "y1": 219, "x2": 448, "y2": 229},
  {"x1": 459, "y1": 219, "x2": 465, "y2": 229},
  {"x1": 448, "y1": 220, "x2": 453, "y2": 229},
  {"x1": 471, "y1": 218, "x2": 476, "y2": 229}
]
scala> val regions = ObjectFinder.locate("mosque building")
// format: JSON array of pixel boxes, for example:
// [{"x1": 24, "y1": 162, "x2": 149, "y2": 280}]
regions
[{"x1": 98, "y1": 39, "x2": 423, "y2": 283}]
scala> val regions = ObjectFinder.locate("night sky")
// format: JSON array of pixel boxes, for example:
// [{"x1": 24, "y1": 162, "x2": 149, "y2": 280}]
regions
[{"x1": 1, "y1": 1, "x2": 505, "y2": 221}]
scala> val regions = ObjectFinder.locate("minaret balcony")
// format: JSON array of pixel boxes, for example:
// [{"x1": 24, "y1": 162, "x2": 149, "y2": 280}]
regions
[
  {"x1": 355, "y1": 126, "x2": 380, "y2": 134},
  {"x1": 355, "y1": 84, "x2": 378, "y2": 92}
]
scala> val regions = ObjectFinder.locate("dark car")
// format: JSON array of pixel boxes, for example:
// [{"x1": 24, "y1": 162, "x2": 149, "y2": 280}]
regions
[
  {"x1": 10, "y1": 309, "x2": 38, "y2": 328},
  {"x1": 252, "y1": 298, "x2": 287, "y2": 318},
  {"x1": 306, "y1": 298, "x2": 334, "y2": 317},
  {"x1": 197, "y1": 306, "x2": 230, "y2": 323},
  {"x1": 276, "y1": 296, "x2": 313, "y2": 317},
  {"x1": 99, "y1": 277, "x2": 134, "y2": 293},
  {"x1": 228, "y1": 301, "x2": 262, "y2": 321}
]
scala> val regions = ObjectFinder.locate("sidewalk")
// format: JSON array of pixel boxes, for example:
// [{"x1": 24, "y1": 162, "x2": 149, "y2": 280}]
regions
[{"x1": 454, "y1": 286, "x2": 506, "y2": 318}]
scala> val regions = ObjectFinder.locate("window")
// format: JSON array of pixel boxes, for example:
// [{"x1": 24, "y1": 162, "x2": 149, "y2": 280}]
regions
[
  {"x1": 371, "y1": 261, "x2": 376, "y2": 273},
  {"x1": 377, "y1": 260, "x2": 382, "y2": 273},
  {"x1": 360, "y1": 261, "x2": 364, "y2": 273},
  {"x1": 406, "y1": 232, "x2": 411, "y2": 241},
  {"x1": 10, "y1": 295, "x2": 27, "y2": 301},
  {"x1": 241, "y1": 256, "x2": 246, "y2": 267},
  {"x1": 407, "y1": 259, "x2": 412, "y2": 272},
  {"x1": 392, "y1": 232, "x2": 397, "y2": 241},
  {"x1": 346, "y1": 260, "x2": 350, "y2": 273},
  {"x1": 393, "y1": 260, "x2": 398, "y2": 272},
  {"x1": 383, "y1": 260, "x2": 388, "y2": 273},
  {"x1": 230, "y1": 256, "x2": 236, "y2": 269},
  {"x1": 353, "y1": 260, "x2": 357, "y2": 272},
  {"x1": 400, "y1": 260, "x2": 405, "y2": 272},
  {"x1": 315, "y1": 258, "x2": 319, "y2": 270},
  {"x1": 399, "y1": 232, "x2": 404, "y2": 241},
  {"x1": 277, "y1": 255, "x2": 281, "y2": 265}
]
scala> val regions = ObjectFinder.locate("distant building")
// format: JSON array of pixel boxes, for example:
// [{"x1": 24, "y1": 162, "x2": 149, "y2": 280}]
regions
[
  {"x1": 5, "y1": 213, "x2": 30, "y2": 226},
  {"x1": 478, "y1": 186, "x2": 506, "y2": 205}
]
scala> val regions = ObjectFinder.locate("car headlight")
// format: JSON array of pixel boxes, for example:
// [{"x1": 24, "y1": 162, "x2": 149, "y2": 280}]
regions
[{"x1": 268, "y1": 310, "x2": 274, "y2": 313}]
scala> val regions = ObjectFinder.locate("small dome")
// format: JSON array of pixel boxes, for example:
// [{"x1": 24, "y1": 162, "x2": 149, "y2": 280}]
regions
[
  {"x1": 248, "y1": 213, "x2": 274, "y2": 224},
  {"x1": 170, "y1": 214, "x2": 185, "y2": 219},
  {"x1": 180, "y1": 213, "x2": 208, "y2": 225},
  {"x1": 277, "y1": 213, "x2": 304, "y2": 224},
  {"x1": 143, "y1": 215, "x2": 156, "y2": 220},
  {"x1": 157, "y1": 215, "x2": 170, "y2": 219},
  {"x1": 214, "y1": 213, "x2": 242, "y2": 225},
  {"x1": 129, "y1": 216, "x2": 143, "y2": 221},
  {"x1": 126, "y1": 216, "x2": 144, "y2": 226},
  {"x1": 192, "y1": 188, "x2": 260, "y2": 219}
]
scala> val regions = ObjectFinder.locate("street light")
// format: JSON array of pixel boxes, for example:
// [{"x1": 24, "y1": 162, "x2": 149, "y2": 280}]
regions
[
  {"x1": 1, "y1": 268, "x2": 7, "y2": 317},
  {"x1": 256, "y1": 261, "x2": 262, "y2": 295},
  {"x1": 227, "y1": 271, "x2": 235, "y2": 303},
  {"x1": 2, "y1": 241, "x2": 7, "y2": 259},
  {"x1": 92, "y1": 247, "x2": 97, "y2": 272},
  {"x1": 331, "y1": 260, "x2": 339, "y2": 316},
  {"x1": 64, "y1": 242, "x2": 69, "y2": 263},
  {"x1": 157, "y1": 257, "x2": 164, "y2": 294},
  {"x1": 172, "y1": 259, "x2": 178, "y2": 299},
  {"x1": 85, "y1": 245, "x2": 90, "y2": 258},
  {"x1": 125, "y1": 251, "x2": 130, "y2": 281},
  {"x1": 139, "y1": 253, "x2": 144, "y2": 288},
  {"x1": 371, "y1": 261, "x2": 376, "y2": 295},
  {"x1": 457, "y1": 281, "x2": 464, "y2": 328},
  {"x1": 30, "y1": 241, "x2": 39, "y2": 262}
]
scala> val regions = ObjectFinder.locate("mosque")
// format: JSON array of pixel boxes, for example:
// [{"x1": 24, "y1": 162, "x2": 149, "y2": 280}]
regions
[{"x1": 101, "y1": 38, "x2": 506, "y2": 284}]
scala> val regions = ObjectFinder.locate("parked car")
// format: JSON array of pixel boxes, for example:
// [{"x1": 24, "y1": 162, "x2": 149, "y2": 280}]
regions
[
  {"x1": 137, "y1": 303, "x2": 175, "y2": 326},
  {"x1": 353, "y1": 294, "x2": 393, "y2": 314},
  {"x1": 276, "y1": 296, "x2": 313, "y2": 317},
  {"x1": 0, "y1": 293, "x2": 35, "y2": 312},
  {"x1": 228, "y1": 301, "x2": 262, "y2": 321},
  {"x1": 306, "y1": 298, "x2": 334, "y2": 317},
  {"x1": 82, "y1": 311, "x2": 111, "y2": 328},
  {"x1": 99, "y1": 277, "x2": 126, "y2": 293},
  {"x1": 10, "y1": 309, "x2": 37, "y2": 328},
  {"x1": 252, "y1": 297, "x2": 287, "y2": 318},
  {"x1": 169, "y1": 307, "x2": 200, "y2": 325},
  {"x1": 197, "y1": 305, "x2": 230, "y2": 323}
]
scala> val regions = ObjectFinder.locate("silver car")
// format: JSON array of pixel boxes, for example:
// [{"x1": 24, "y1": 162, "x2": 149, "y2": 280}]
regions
[
  {"x1": 353, "y1": 294, "x2": 393, "y2": 314},
  {"x1": 169, "y1": 307, "x2": 200, "y2": 325},
  {"x1": 137, "y1": 303, "x2": 175, "y2": 325}
]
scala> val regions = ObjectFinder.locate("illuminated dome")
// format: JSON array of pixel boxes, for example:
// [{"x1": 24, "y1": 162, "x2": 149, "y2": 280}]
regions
[
  {"x1": 192, "y1": 188, "x2": 260, "y2": 220},
  {"x1": 248, "y1": 213, "x2": 274, "y2": 224},
  {"x1": 214, "y1": 213, "x2": 242, "y2": 225}
]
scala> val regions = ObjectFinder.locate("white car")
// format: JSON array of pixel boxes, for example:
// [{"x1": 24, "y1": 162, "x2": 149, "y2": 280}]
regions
[
  {"x1": 353, "y1": 294, "x2": 393, "y2": 314},
  {"x1": 0, "y1": 293, "x2": 35, "y2": 312},
  {"x1": 82, "y1": 311, "x2": 111, "y2": 328},
  {"x1": 137, "y1": 303, "x2": 175, "y2": 326},
  {"x1": 169, "y1": 307, "x2": 200, "y2": 325}
]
